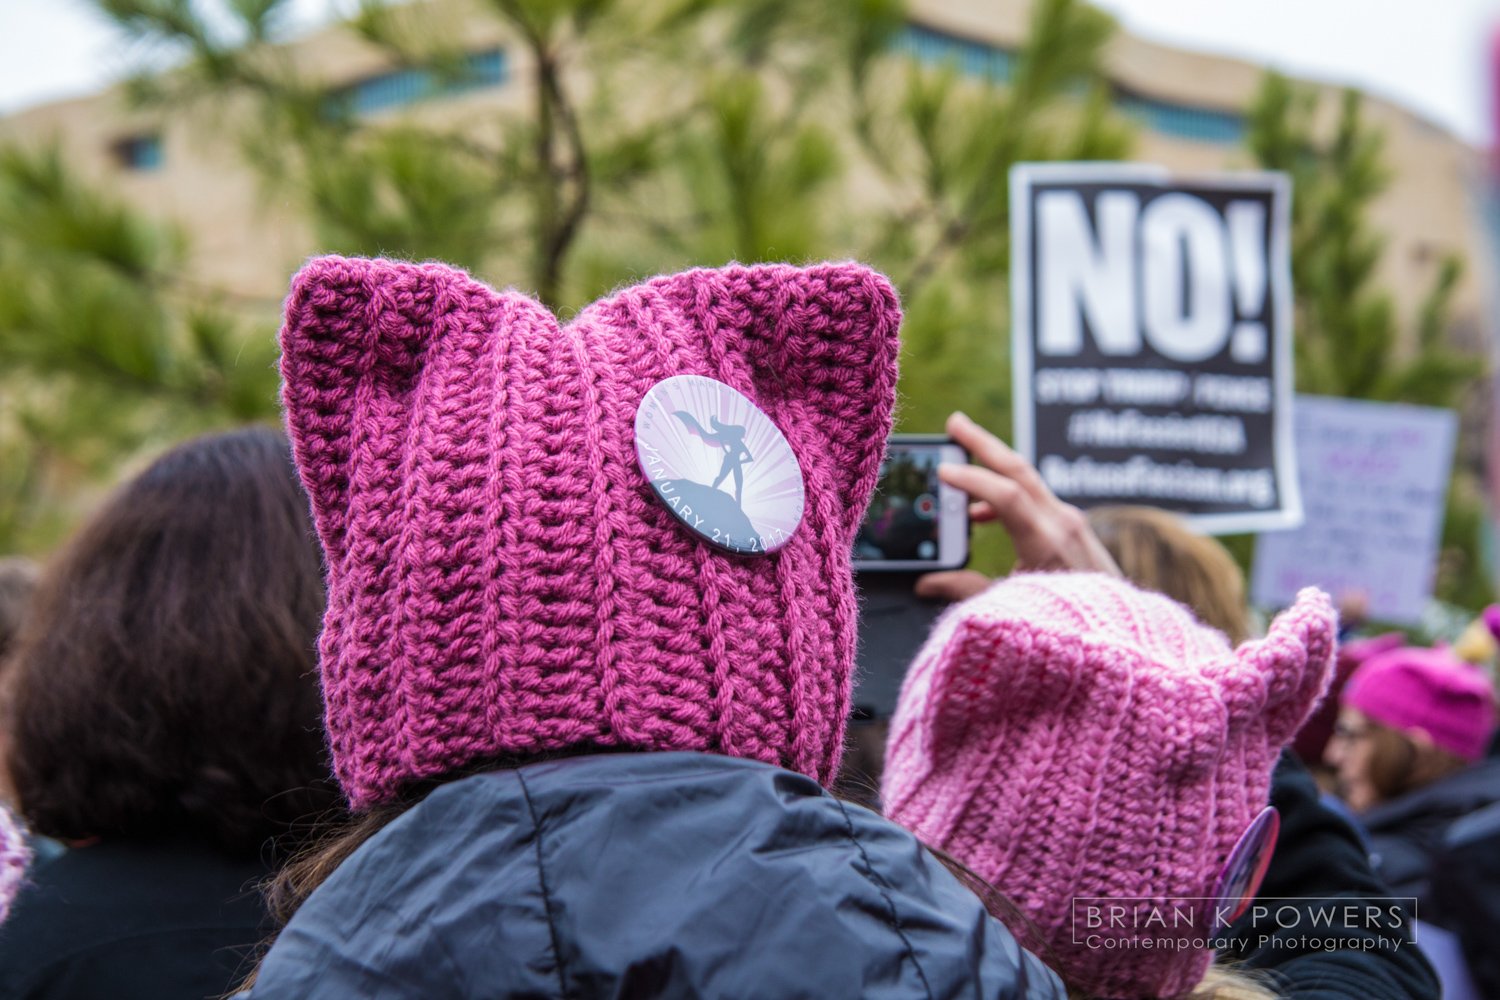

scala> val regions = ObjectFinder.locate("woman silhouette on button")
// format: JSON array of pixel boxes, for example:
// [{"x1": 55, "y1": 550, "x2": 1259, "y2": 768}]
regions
[
  {"x1": 673, "y1": 412, "x2": 755, "y2": 507},
  {"x1": 708, "y1": 417, "x2": 754, "y2": 506}
]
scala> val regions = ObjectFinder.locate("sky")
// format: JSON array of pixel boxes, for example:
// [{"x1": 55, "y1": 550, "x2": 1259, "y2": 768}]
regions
[
  {"x1": 0, "y1": 0, "x2": 356, "y2": 115},
  {"x1": 3, "y1": 0, "x2": 1500, "y2": 145},
  {"x1": 1091, "y1": 0, "x2": 1500, "y2": 145}
]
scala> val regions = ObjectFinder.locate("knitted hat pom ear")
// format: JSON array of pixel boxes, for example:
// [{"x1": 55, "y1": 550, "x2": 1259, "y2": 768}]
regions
[{"x1": 1221, "y1": 587, "x2": 1338, "y2": 743}]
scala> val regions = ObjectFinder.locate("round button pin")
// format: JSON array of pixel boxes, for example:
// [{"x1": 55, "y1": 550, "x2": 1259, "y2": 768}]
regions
[
  {"x1": 1208, "y1": 806, "x2": 1280, "y2": 934},
  {"x1": 634, "y1": 374, "x2": 805, "y2": 555}
]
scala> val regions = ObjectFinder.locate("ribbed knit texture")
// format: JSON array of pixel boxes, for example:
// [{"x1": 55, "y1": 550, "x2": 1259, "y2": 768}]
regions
[
  {"x1": 280, "y1": 256, "x2": 900, "y2": 808},
  {"x1": 882, "y1": 573, "x2": 1336, "y2": 1000}
]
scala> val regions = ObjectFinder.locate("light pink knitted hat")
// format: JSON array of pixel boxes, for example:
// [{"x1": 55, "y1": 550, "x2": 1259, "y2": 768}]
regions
[
  {"x1": 280, "y1": 256, "x2": 899, "y2": 808},
  {"x1": 883, "y1": 573, "x2": 1336, "y2": 1000}
]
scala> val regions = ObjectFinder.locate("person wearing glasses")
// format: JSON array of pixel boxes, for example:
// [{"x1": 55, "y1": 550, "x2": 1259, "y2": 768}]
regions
[{"x1": 1325, "y1": 647, "x2": 1499, "y2": 904}]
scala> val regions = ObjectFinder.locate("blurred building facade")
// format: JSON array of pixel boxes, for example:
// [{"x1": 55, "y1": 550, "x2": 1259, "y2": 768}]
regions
[{"x1": 2, "y1": 0, "x2": 1490, "y2": 347}]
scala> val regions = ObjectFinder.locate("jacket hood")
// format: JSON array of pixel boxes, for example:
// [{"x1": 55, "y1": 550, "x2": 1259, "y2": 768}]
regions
[{"x1": 249, "y1": 751, "x2": 1064, "y2": 1000}]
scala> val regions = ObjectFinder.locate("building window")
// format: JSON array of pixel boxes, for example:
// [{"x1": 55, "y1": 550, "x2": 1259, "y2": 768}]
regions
[
  {"x1": 333, "y1": 48, "x2": 507, "y2": 117},
  {"x1": 893, "y1": 23, "x2": 1247, "y2": 146},
  {"x1": 112, "y1": 134, "x2": 163, "y2": 171},
  {"x1": 1117, "y1": 91, "x2": 1246, "y2": 145},
  {"x1": 895, "y1": 23, "x2": 1014, "y2": 83}
]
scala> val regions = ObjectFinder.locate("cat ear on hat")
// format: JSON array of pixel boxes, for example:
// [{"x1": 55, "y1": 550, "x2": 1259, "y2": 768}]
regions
[
  {"x1": 1226, "y1": 587, "x2": 1338, "y2": 743},
  {"x1": 279, "y1": 255, "x2": 557, "y2": 562},
  {"x1": 646, "y1": 262, "x2": 901, "y2": 536}
]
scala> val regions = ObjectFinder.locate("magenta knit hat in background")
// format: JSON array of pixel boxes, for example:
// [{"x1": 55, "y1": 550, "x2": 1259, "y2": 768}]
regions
[
  {"x1": 1342, "y1": 646, "x2": 1497, "y2": 761},
  {"x1": 280, "y1": 256, "x2": 900, "y2": 808},
  {"x1": 882, "y1": 573, "x2": 1336, "y2": 1000}
]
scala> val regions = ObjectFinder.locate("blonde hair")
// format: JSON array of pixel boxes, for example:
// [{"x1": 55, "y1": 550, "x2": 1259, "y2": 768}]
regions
[
  {"x1": 1089, "y1": 506, "x2": 1250, "y2": 644},
  {"x1": 1186, "y1": 964, "x2": 1279, "y2": 1000},
  {"x1": 1452, "y1": 615, "x2": 1497, "y2": 666}
]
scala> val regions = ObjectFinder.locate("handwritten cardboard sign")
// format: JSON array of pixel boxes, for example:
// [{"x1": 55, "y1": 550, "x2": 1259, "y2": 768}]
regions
[{"x1": 1250, "y1": 395, "x2": 1457, "y2": 623}]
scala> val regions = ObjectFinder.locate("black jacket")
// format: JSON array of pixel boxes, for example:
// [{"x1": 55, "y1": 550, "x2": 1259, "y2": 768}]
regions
[
  {"x1": 1220, "y1": 753, "x2": 1439, "y2": 1000},
  {"x1": 1427, "y1": 800, "x2": 1500, "y2": 998},
  {"x1": 249, "y1": 752, "x2": 1065, "y2": 1000},
  {"x1": 0, "y1": 837, "x2": 269, "y2": 999},
  {"x1": 1361, "y1": 757, "x2": 1500, "y2": 912}
]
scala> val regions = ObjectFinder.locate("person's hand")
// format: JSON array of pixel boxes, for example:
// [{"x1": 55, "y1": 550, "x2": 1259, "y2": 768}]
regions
[
  {"x1": 914, "y1": 570, "x2": 993, "y2": 603},
  {"x1": 934, "y1": 411, "x2": 1121, "y2": 578}
]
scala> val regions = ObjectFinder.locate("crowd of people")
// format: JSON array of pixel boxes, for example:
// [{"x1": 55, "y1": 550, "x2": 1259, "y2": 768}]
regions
[{"x1": 0, "y1": 256, "x2": 1492, "y2": 1000}]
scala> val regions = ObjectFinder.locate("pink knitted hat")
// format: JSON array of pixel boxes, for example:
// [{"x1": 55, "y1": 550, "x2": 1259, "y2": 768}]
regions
[
  {"x1": 280, "y1": 256, "x2": 900, "y2": 808},
  {"x1": 882, "y1": 573, "x2": 1336, "y2": 1000},
  {"x1": 1342, "y1": 646, "x2": 1498, "y2": 762},
  {"x1": 0, "y1": 807, "x2": 28, "y2": 925}
]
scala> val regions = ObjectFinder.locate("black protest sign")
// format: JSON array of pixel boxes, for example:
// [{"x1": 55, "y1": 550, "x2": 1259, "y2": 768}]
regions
[{"x1": 1010, "y1": 162, "x2": 1302, "y2": 533}]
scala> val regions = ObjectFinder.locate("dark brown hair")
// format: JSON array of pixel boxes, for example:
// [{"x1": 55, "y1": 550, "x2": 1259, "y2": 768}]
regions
[
  {"x1": 5, "y1": 427, "x2": 341, "y2": 857},
  {"x1": 1089, "y1": 506, "x2": 1250, "y2": 644},
  {"x1": 0, "y1": 557, "x2": 40, "y2": 662},
  {"x1": 1365, "y1": 718, "x2": 1468, "y2": 802}
]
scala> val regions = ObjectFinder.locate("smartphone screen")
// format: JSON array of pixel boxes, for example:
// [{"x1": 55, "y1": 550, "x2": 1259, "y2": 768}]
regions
[{"x1": 853, "y1": 437, "x2": 969, "y2": 571}]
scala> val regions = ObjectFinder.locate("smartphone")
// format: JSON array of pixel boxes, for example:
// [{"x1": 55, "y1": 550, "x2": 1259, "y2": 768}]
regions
[{"x1": 853, "y1": 435, "x2": 969, "y2": 571}]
